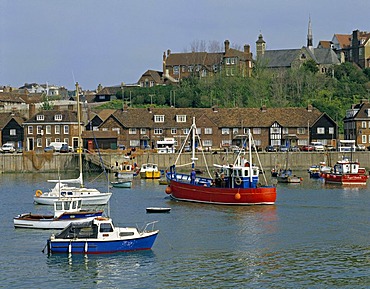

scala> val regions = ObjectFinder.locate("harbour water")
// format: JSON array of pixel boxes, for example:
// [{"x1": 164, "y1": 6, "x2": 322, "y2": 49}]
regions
[{"x1": 1, "y1": 172, "x2": 370, "y2": 288}]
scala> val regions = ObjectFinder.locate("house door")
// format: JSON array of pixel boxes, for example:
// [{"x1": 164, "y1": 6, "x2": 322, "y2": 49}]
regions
[{"x1": 27, "y1": 138, "x2": 34, "y2": 151}]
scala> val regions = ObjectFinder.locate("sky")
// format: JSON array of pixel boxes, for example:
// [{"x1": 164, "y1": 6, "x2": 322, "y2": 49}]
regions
[{"x1": 0, "y1": 0, "x2": 369, "y2": 91}]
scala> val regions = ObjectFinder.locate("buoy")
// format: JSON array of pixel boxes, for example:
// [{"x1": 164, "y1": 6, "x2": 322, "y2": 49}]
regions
[
  {"x1": 35, "y1": 190, "x2": 42, "y2": 197},
  {"x1": 165, "y1": 186, "x2": 172, "y2": 194},
  {"x1": 235, "y1": 192, "x2": 241, "y2": 200}
]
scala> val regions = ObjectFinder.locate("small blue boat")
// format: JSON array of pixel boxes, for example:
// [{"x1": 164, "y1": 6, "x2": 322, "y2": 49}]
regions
[
  {"x1": 111, "y1": 180, "x2": 132, "y2": 188},
  {"x1": 46, "y1": 217, "x2": 159, "y2": 254}
]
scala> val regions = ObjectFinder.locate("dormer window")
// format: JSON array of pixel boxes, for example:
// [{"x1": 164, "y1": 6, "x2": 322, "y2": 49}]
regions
[
  {"x1": 36, "y1": 115, "x2": 44, "y2": 121},
  {"x1": 176, "y1": 115, "x2": 186, "y2": 123},
  {"x1": 54, "y1": 114, "x2": 62, "y2": 121},
  {"x1": 154, "y1": 115, "x2": 164, "y2": 123}
]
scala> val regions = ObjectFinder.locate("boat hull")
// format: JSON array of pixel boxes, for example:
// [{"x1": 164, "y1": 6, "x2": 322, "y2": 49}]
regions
[
  {"x1": 167, "y1": 180, "x2": 276, "y2": 205},
  {"x1": 34, "y1": 193, "x2": 112, "y2": 205},
  {"x1": 111, "y1": 181, "x2": 132, "y2": 188},
  {"x1": 322, "y1": 173, "x2": 368, "y2": 185},
  {"x1": 277, "y1": 175, "x2": 302, "y2": 183},
  {"x1": 14, "y1": 214, "x2": 101, "y2": 229},
  {"x1": 140, "y1": 171, "x2": 161, "y2": 179},
  {"x1": 48, "y1": 232, "x2": 159, "y2": 254}
]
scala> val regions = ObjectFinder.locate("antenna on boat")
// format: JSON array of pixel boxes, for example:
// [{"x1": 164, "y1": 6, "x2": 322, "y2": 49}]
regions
[{"x1": 76, "y1": 82, "x2": 84, "y2": 188}]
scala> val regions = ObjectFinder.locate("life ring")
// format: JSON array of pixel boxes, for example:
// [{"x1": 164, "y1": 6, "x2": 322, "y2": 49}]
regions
[
  {"x1": 244, "y1": 162, "x2": 250, "y2": 167},
  {"x1": 235, "y1": 177, "x2": 242, "y2": 185},
  {"x1": 35, "y1": 190, "x2": 42, "y2": 197}
]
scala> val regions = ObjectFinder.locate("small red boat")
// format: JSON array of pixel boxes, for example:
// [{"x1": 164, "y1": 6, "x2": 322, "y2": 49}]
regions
[
  {"x1": 165, "y1": 118, "x2": 276, "y2": 205},
  {"x1": 320, "y1": 158, "x2": 369, "y2": 185}
]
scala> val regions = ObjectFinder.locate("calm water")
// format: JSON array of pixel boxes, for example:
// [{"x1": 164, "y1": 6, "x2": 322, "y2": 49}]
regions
[{"x1": 1, "y1": 172, "x2": 370, "y2": 288}]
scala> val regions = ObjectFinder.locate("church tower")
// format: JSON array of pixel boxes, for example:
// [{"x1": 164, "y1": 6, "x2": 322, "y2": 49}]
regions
[{"x1": 256, "y1": 33, "x2": 266, "y2": 59}]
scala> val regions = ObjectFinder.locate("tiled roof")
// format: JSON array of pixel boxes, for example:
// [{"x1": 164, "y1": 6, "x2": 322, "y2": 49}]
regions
[
  {"x1": 334, "y1": 34, "x2": 351, "y2": 48},
  {"x1": 108, "y1": 107, "x2": 323, "y2": 129},
  {"x1": 166, "y1": 52, "x2": 223, "y2": 66},
  {"x1": 24, "y1": 110, "x2": 79, "y2": 124}
]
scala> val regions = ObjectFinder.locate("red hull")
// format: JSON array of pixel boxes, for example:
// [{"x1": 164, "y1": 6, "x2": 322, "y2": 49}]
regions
[
  {"x1": 322, "y1": 173, "x2": 368, "y2": 185},
  {"x1": 167, "y1": 180, "x2": 276, "y2": 205}
]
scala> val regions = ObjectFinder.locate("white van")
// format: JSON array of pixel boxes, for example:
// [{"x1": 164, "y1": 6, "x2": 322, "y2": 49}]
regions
[
  {"x1": 311, "y1": 142, "x2": 324, "y2": 152},
  {"x1": 49, "y1": 142, "x2": 68, "y2": 152}
]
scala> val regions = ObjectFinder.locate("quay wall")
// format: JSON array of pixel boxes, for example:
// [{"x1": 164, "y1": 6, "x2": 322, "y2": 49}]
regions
[{"x1": 1, "y1": 151, "x2": 370, "y2": 173}]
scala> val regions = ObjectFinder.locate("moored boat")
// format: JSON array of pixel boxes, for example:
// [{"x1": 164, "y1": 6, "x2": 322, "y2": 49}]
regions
[
  {"x1": 140, "y1": 163, "x2": 161, "y2": 179},
  {"x1": 146, "y1": 207, "x2": 171, "y2": 213},
  {"x1": 46, "y1": 217, "x2": 159, "y2": 254},
  {"x1": 276, "y1": 169, "x2": 302, "y2": 183},
  {"x1": 165, "y1": 118, "x2": 276, "y2": 205},
  {"x1": 111, "y1": 180, "x2": 132, "y2": 188},
  {"x1": 33, "y1": 83, "x2": 112, "y2": 206},
  {"x1": 320, "y1": 158, "x2": 369, "y2": 185},
  {"x1": 14, "y1": 198, "x2": 104, "y2": 229}
]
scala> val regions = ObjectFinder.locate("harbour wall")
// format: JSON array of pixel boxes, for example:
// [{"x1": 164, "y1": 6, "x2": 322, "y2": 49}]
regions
[{"x1": 1, "y1": 151, "x2": 370, "y2": 173}]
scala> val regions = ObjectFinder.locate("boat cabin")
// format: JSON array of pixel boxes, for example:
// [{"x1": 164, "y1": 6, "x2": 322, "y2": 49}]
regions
[
  {"x1": 54, "y1": 198, "x2": 82, "y2": 217},
  {"x1": 157, "y1": 138, "x2": 176, "y2": 153},
  {"x1": 333, "y1": 159, "x2": 363, "y2": 174}
]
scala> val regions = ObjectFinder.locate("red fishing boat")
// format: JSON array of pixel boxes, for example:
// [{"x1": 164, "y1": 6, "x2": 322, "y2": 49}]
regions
[
  {"x1": 165, "y1": 118, "x2": 276, "y2": 205},
  {"x1": 320, "y1": 158, "x2": 369, "y2": 185}
]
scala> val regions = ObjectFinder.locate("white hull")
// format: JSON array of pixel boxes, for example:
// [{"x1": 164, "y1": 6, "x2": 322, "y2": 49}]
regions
[
  {"x1": 34, "y1": 193, "x2": 112, "y2": 205},
  {"x1": 14, "y1": 216, "x2": 97, "y2": 229}
]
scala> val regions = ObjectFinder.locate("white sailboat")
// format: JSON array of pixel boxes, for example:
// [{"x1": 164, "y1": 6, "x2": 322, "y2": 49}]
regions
[{"x1": 33, "y1": 82, "x2": 112, "y2": 205}]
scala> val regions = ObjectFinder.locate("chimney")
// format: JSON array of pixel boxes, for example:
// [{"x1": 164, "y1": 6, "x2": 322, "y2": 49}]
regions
[
  {"x1": 147, "y1": 107, "x2": 152, "y2": 113},
  {"x1": 307, "y1": 104, "x2": 313, "y2": 112},
  {"x1": 167, "y1": 49, "x2": 171, "y2": 56},
  {"x1": 212, "y1": 106, "x2": 218, "y2": 112},
  {"x1": 29, "y1": 103, "x2": 36, "y2": 118},
  {"x1": 244, "y1": 44, "x2": 250, "y2": 54},
  {"x1": 261, "y1": 105, "x2": 267, "y2": 112},
  {"x1": 224, "y1": 40, "x2": 230, "y2": 52}
]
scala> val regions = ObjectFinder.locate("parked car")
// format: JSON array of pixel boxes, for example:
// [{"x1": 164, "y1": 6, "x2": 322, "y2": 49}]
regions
[
  {"x1": 311, "y1": 142, "x2": 325, "y2": 151},
  {"x1": 1, "y1": 143, "x2": 15, "y2": 153},
  {"x1": 357, "y1": 144, "x2": 366, "y2": 151},
  {"x1": 289, "y1": 146, "x2": 300, "y2": 152},
  {"x1": 301, "y1": 145, "x2": 314, "y2": 151},
  {"x1": 44, "y1": 146, "x2": 55, "y2": 152},
  {"x1": 59, "y1": 144, "x2": 69, "y2": 153},
  {"x1": 325, "y1": 145, "x2": 336, "y2": 151},
  {"x1": 265, "y1": 145, "x2": 277, "y2": 152},
  {"x1": 278, "y1": 145, "x2": 289, "y2": 152}
]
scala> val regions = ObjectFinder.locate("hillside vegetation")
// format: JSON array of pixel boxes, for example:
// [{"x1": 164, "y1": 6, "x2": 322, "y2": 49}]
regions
[{"x1": 99, "y1": 62, "x2": 370, "y2": 133}]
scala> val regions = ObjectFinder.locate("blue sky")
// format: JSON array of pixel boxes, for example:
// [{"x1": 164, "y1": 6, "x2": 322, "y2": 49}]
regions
[{"x1": 0, "y1": 0, "x2": 369, "y2": 90}]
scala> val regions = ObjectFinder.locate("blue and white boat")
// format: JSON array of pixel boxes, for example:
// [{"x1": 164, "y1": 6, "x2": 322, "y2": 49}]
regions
[
  {"x1": 46, "y1": 217, "x2": 159, "y2": 254},
  {"x1": 14, "y1": 198, "x2": 104, "y2": 229}
]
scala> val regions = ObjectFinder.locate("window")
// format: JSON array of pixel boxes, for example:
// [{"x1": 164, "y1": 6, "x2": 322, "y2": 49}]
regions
[
  {"x1": 233, "y1": 128, "x2": 239, "y2": 134},
  {"x1": 54, "y1": 114, "x2": 62, "y2": 121},
  {"x1": 37, "y1": 125, "x2": 43, "y2": 134},
  {"x1": 171, "y1": 128, "x2": 177, "y2": 134},
  {"x1": 329, "y1": 127, "x2": 334, "y2": 135},
  {"x1": 361, "y1": 135, "x2": 367, "y2": 143},
  {"x1": 154, "y1": 128, "x2": 163, "y2": 135},
  {"x1": 173, "y1": 66, "x2": 179, "y2": 75},
  {"x1": 64, "y1": 125, "x2": 69, "y2": 134},
  {"x1": 271, "y1": 128, "x2": 280, "y2": 134},
  {"x1": 253, "y1": 128, "x2": 261, "y2": 134},
  {"x1": 129, "y1": 128, "x2": 137, "y2": 135},
  {"x1": 205, "y1": 128, "x2": 212, "y2": 135},
  {"x1": 222, "y1": 140, "x2": 231, "y2": 146},
  {"x1": 362, "y1": 121, "x2": 367, "y2": 128},
  {"x1": 226, "y1": 58, "x2": 230, "y2": 65},
  {"x1": 36, "y1": 115, "x2": 44, "y2": 121},
  {"x1": 46, "y1": 125, "x2": 51, "y2": 134},
  {"x1": 203, "y1": 140, "x2": 212, "y2": 146},
  {"x1": 10, "y1": 129, "x2": 16, "y2": 136},
  {"x1": 183, "y1": 128, "x2": 189, "y2": 135},
  {"x1": 55, "y1": 125, "x2": 60, "y2": 134},
  {"x1": 140, "y1": 128, "x2": 146, "y2": 134},
  {"x1": 222, "y1": 128, "x2": 230, "y2": 135},
  {"x1": 282, "y1": 128, "x2": 288, "y2": 135},
  {"x1": 28, "y1": 126, "x2": 33, "y2": 134},
  {"x1": 46, "y1": 138, "x2": 51, "y2": 146},
  {"x1": 36, "y1": 138, "x2": 42, "y2": 147},
  {"x1": 317, "y1": 127, "x2": 325, "y2": 134},
  {"x1": 112, "y1": 127, "x2": 120, "y2": 134},
  {"x1": 196, "y1": 128, "x2": 201, "y2": 135},
  {"x1": 176, "y1": 115, "x2": 186, "y2": 122},
  {"x1": 130, "y1": 140, "x2": 140, "y2": 147},
  {"x1": 154, "y1": 115, "x2": 164, "y2": 123}
]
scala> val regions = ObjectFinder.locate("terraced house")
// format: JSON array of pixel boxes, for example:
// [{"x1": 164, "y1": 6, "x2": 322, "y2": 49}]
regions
[{"x1": 87, "y1": 106, "x2": 337, "y2": 151}]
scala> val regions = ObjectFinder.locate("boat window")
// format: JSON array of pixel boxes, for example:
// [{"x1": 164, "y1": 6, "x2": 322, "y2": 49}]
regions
[
  {"x1": 78, "y1": 200, "x2": 82, "y2": 207},
  {"x1": 71, "y1": 201, "x2": 77, "y2": 210},
  {"x1": 253, "y1": 169, "x2": 258, "y2": 176},
  {"x1": 100, "y1": 223, "x2": 113, "y2": 233},
  {"x1": 244, "y1": 169, "x2": 249, "y2": 177},
  {"x1": 119, "y1": 232, "x2": 135, "y2": 237},
  {"x1": 55, "y1": 202, "x2": 62, "y2": 210},
  {"x1": 65, "y1": 201, "x2": 71, "y2": 209},
  {"x1": 67, "y1": 192, "x2": 73, "y2": 196}
]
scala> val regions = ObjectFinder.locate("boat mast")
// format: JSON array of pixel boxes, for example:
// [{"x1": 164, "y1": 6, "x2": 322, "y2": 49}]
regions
[
  {"x1": 248, "y1": 129, "x2": 253, "y2": 183},
  {"x1": 76, "y1": 82, "x2": 84, "y2": 187},
  {"x1": 191, "y1": 117, "x2": 196, "y2": 169}
]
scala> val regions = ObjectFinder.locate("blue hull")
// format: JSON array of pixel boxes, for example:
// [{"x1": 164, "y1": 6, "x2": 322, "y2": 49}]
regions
[
  {"x1": 58, "y1": 212, "x2": 103, "y2": 220},
  {"x1": 48, "y1": 233, "x2": 158, "y2": 254}
]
